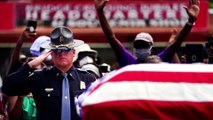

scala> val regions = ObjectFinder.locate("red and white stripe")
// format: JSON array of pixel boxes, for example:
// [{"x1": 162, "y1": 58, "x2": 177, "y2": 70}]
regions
[{"x1": 80, "y1": 64, "x2": 213, "y2": 120}]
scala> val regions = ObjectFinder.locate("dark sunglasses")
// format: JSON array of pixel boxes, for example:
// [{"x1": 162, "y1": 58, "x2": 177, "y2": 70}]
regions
[
  {"x1": 52, "y1": 48, "x2": 72, "y2": 54},
  {"x1": 78, "y1": 52, "x2": 97, "y2": 58},
  {"x1": 134, "y1": 40, "x2": 152, "y2": 49}
]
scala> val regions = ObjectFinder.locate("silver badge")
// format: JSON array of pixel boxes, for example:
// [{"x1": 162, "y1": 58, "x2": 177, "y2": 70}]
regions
[{"x1": 45, "y1": 88, "x2": 54, "y2": 93}]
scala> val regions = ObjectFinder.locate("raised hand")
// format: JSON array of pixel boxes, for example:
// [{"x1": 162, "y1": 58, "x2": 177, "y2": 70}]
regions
[
  {"x1": 28, "y1": 51, "x2": 52, "y2": 69},
  {"x1": 94, "y1": 0, "x2": 109, "y2": 12},
  {"x1": 23, "y1": 27, "x2": 37, "y2": 39},
  {"x1": 184, "y1": 0, "x2": 200, "y2": 23}
]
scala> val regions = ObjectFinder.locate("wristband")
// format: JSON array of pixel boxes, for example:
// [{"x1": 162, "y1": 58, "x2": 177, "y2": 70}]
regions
[{"x1": 186, "y1": 21, "x2": 195, "y2": 26}]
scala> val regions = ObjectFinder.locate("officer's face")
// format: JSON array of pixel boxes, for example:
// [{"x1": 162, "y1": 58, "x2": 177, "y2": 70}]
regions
[{"x1": 51, "y1": 48, "x2": 75, "y2": 68}]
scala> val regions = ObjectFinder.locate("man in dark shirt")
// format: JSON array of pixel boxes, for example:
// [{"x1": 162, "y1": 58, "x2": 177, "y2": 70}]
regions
[
  {"x1": 94, "y1": 0, "x2": 200, "y2": 67},
  {"x1": 2, "y1": 26, "x2": 96, "y2": 120}
]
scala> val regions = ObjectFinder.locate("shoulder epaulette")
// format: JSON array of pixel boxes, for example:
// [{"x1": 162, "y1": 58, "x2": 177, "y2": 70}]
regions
[{"x1": 76, "y1": 68, "x2": 88, "y2": 73}]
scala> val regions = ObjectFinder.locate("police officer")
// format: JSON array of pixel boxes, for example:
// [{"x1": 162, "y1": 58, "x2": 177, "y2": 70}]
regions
[{"x1": 2, "y1": 26, "x2": 96, "y2": 120}]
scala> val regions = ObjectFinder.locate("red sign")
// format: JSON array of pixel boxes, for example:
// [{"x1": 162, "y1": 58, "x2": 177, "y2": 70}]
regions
[
  {"x1": 0, "y1": 3, "x2": 15, "y2": 30},
  {"x1": 13, "y1": 1, "x2": 208, "y2": 31},
  {"x1": 0, "y1": 0, "x2": 209, "y2": 44}
]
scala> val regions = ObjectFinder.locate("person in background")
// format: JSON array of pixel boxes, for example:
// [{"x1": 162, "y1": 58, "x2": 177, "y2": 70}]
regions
[
  {"x1": 72, "y1": 43, "x2": 103, "y2": 78},
  {"x1": 6, "y1": 28, "x2": 37, "y2": 75},
  {"x1": 2, "y1": 26, "x2": 96, "y2": 120},
  {"x1": 94, "y1": 0, "x2": 200, "y2": 68},
  {"x1": 5, "y1": 26, "x2": 52, "y2": 120},
  {"x1": 30, "y1": 35, "x2": 53, "y2": 66},
  {"x1": 148, "y1": 29, "x2": 182, "y2": 64},
  {"x1": 73, "y1": 43, "x2": 98, "y2": 68},
  {"x1": 4, "y1": 27, "x2": 37, "y2": 120},
  {"x1": 144, "y1": 55, "x2": 163, "y2": 63},
  {"x1": 30, "y1": 36, "x2": 50, "y2": 57},
  {"x1": 81, "y1": 63, "x2": 103, "y2": 79}
]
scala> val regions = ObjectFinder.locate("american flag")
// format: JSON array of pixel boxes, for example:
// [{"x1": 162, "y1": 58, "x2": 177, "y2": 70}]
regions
[{"x1": 77, "y1": 63, "x2": 213, "y2": 120}]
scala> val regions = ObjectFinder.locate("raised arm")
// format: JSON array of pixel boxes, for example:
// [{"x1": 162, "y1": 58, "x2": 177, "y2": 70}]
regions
[
  {"x1": 94, "y1": 0, "x2": 136, "y2": 67},
  {"x1": 4, "y1": 27, "x2": 36, "y2": 120},
  {"x1": 94, "y1": 0, "x2": 122, "y2": 50},
  {"x1": 159, "y1": 0, "x2": 200, "y2": 62},
  {"x1": 6, "y1": 28, "x2": 36, "y2": 75},
  {"x1": 168, "y1": 29, "x2": 181, "y2": 63}
]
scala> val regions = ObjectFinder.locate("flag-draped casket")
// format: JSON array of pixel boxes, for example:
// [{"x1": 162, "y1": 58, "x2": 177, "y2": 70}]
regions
[{"x1": 78, "y1": 64, "x2": 213, "y2": 120}]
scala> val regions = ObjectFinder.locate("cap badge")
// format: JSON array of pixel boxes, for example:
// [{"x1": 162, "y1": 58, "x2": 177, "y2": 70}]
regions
[{"x1": 59, "y1": 36, "x2": 64, "y2": 42}]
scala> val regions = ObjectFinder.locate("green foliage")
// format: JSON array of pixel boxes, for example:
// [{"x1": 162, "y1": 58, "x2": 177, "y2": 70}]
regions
[{"x1": 210, "y1": 0, "x2": 213, "y2": 8}]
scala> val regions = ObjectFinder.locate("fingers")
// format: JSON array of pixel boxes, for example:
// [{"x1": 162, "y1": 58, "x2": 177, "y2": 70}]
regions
[
  {"x1": 186, "y1": 0, "x2": 200, "y2": 22},
  {"x1": 94, "y1": 0, "x2": 109, "y2": 10},
  {"x1": 191, "y1": 0, "x2": 196, "y2": 5},
  {"x1": 190, "y1": 0, "x2": 200, "y2": 6},
  {"x1": 28, "y1": 52, "x2": 52, "y2": 69},
  {"x1": 189, "y1": 0, "x2": 196, "y2": 6},
  {"x1": 197, "y1": 0, "x2": 200, "y2": 7},
  {"x1": 40, "y1": 51, "x2": 52, "y2": 59}
]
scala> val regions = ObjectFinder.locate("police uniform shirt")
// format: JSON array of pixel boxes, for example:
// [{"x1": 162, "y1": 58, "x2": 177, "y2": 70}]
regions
[{"x1": 2, "y1": 63, "x2": 96, "y2": 120}]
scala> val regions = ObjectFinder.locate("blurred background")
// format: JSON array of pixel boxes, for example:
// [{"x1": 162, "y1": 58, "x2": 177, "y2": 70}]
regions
[{"x1": 0, "y1": 0, "x2": 212, "y2": 77}]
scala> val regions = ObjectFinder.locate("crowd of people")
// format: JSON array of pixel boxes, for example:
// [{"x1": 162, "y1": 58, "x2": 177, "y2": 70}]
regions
[{"x1": 0, "y1": 0, "x2": 212, "y2": 119}]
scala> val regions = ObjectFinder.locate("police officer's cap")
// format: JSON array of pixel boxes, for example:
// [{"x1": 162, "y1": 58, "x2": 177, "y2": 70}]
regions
[{"x1": 41, "y1": 26, "x2": 84, "y2": 49}]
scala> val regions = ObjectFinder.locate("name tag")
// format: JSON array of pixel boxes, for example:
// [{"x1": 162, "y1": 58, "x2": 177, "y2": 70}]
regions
[
  {"x1": 45, "y1": 88, "x2": 54, "y2": 93},
  {"x1": 80, "y1": 81, "x2": 86, "y2": 90}
]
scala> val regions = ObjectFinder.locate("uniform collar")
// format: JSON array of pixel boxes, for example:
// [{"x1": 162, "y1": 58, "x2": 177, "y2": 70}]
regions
[{"x1": 53, "y1": 66, "x2": 76, "y2": 77}]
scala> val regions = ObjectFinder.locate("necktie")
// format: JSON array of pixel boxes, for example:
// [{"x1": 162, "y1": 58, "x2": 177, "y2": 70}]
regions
[{"x1": 61, "y1": 73, "x2": 71, "y2": 120}]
